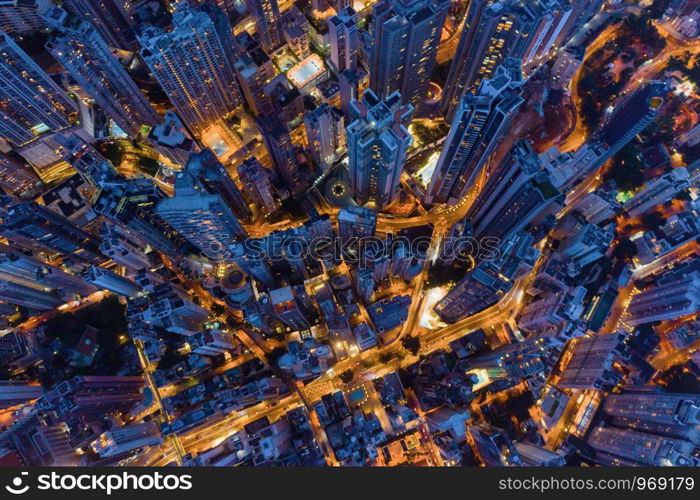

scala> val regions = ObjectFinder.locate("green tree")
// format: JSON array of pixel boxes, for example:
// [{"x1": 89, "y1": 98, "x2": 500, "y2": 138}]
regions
[
  {"x1": 379, "y1": 352, "x2": 394, "y2": 364},
  {"x1": 266, "y1": 346, "x2": 287, "y2": 366},
  {"x1": 401, "y1": 335, "x2": 421, "y2": 356},
  {"x1": 339, "y1": 369, "x2": 354, "y2": 384},
  {"x1": 674, "y1": 189, "x2": 691, "y2": 201},
  {"x1": 210, "y1": 303, "x2": 226, "y2": 316},
  {"x1": 505, "y1": 390, "x2": 535, "y2": 422},
  {"x1": 641, "y1": 211, "x2": 665, "y2": 231},
  {"x1": 612, "y1": 237, "x2": 638, "y2": 262}
]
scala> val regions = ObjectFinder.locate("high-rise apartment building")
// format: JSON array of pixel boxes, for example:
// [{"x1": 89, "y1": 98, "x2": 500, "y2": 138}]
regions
[
  {"x1": 36, "y1": 375, "x2": 144, "y2": 419},
  {"x1": 434, "y1": 232, "x2": 538, "y2": 323},
  {"x1": 0, "y1": 31, "x2": 76, "y2": 146},
  {"x1": 91, "y1": 422, "x2": 162, "y2": 458},
  {"x1": 0, "y1": 0, "x2": 51, "y2": 36},
  {"x1": 520, "y1": 0, "x2": 572, "y2": 73},
  {"x1": 468, "y1": 140, "x2": 562, "y2": 240},
  {"x1": 557, "y1": 333, "x2": 626, "y2": 390},
  {"x1": 157, "y1": 170, "x2": 247, "y2": 261},
  {"x1": 234, "y1": 54, "x2": 270, "y2": 117},
  {"x1": 237, "y1": 157, "x2": 280, "y2": 215},
  {"x1": 625, "y1": 271, "x2": 700, "y2": 327},
  {"x1": 596, "y1": 81, "x2": 667, "y2": 163},
  {"x1": 84, "y1": 266, "x2": 143, "y2": 297},
  {"x1": 148, "y1": 110, "x2": 200, "y2": 166},
  {"x1": 0, "y1": 201, "x2": 104, "y2": 263},
  {"x1": 337, "y1": 206, "x2": 377, "y2": 245},
  {"x1": 304, "y1": 103, "x2": 345, "y2": 167},
  {"x1": 587, "y1": 426, "x2": 695, "y2": 466},
  {"x1": 328, "y1": 7, "x2": 358, "y2": 75},
  {"x1": 61, "y1": 0, "x2": 136, "y2": 50},
  {"x1": 622, "y1": 168, "x2": 690, "y2": 217},
  {"x1": 545, "y1": 81, "x2": 669, "y2": 192},
  {"x1": 0, "y1": 247, "x2": 98, "y2": 298},
  {"x1": 0, "y1": 153, "x2": 42, "y2": 198},
  {"x1": 347, "y1": 90, "x2": 413, "y2": 210},
  {"x1": 138, "y1": 2, "x2": 242, "y2": 136},
  {"x1": 602, "y1": 388, "x2": 700, "y2": 442},
  {"x1": 426, "y1": 61, "x2": 523, "y2": 205},
  {"x1": 45, "y1": 8, "x2": 160, "y2": 137},
  {"x1": 93, "y1": 177, "x2": 189, "y2": 260},
  {"x1": 440, "y1": 0, "x2": 543, "y2": 119},
  {"x1": 268, "y1": 285, "x2": 315, "y2": 331},
  {"x1": 99, "y1": 231, "x2": 152, "y2": 271},
  {"x1": 245, "y1": 0, "x2": 283, "y2": 54},
  {"x1": 338, "y1": 68, "x2": 368, "y2": 119},
  {"x1": 369, "y1": 0, "x2": 449, "y2": 108},
  {"x1": 257, "y1": 113, "x2": 304, "y2": 193},
  {"x1": 183, "y1": 149, "x2": 252, "y2": 221}
]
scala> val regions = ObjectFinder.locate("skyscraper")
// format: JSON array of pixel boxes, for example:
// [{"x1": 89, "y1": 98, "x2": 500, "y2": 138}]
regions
[
  {"x1": 426, "y1": 61, "x2": 523, "y2": 205},
  {"x1": 99, "y1": 230, "x2": 152, "y2": 271},
  {"x1": 192, "y1": 0, "x2": 239, "y2": 19},
  {"x1": 543, "y1": 81, "x2": 668, "y2": 192},
  {"x1": 36, "y1": 375, "x2": 144, "y2": 419},
  {"x1": 434, "y1": 231, "x2": 538, "y2": 323},
  {"x1": 230, "y1": 242, "x2": 276, "y2": 289},
  {"x1": 49, "y1": 132, "x2": 119, "y2": 189},
  {"x1": 84, "y1": 266, "x2": 143, "y2": 297},
  {"x1": 93, "y1": 177, "x2": 189, "y2": 260},
  {"x1": 557, "y1": 333, "x2": 626, "y2": 390},
  {"x1": 245, "y1": 0, "x2": 283, "y2": 54},
  {"x1": 0, "y1": 381, "x2": 43, "y2": 409},
  {"x1": 37, "y1": 266, "x2": 99, "y2": 298},
  {"x1": 0, "y1": 0, "x2": 51, "y2": 36},
  {"x1": 347, "y1": 90, "x2": 413, "y2": 210},
  {"x1": 332, "y1": 0, "x2": 351, "y2": 11},
  {"x1": 91, "y1": 422, "x2": 162, "y2": 458},
  {"x1": 602, "y1": 388, "x2": 700, "y2": 442},
  {"x1": 45, "y1": 8, "x2": 160, "y2": 136},
  {"x1": 622, "y1": 168, "x2": 690, "y2": 217},
  {"x1": 595, "y1": 81, "x2": 668, "y2": 166},
  {"x1": 304, "y1": 103, "x2": 345, "y2": 167},
  {"x1": 337, "y1": 206, "x2": 377, "y2": 245},
  {"x1": 268, "y1": 285, "x2": 315, "y2": 331},
  {"x1": 440, "y1": 0, "x2": 543, "y2": 119},
  {"x1": 587, "y1": 426, "x2": 695, "y2": 466},
  {"x1": 138, "y1": 2, "x2": 242, "y2": 136},
  {"x1": 0, "y1": 279, "x2": 63, "y2": 311},
  {"x1": 369, "y1": 0, "x2": 449, "y2": 108},
  {"x1": 0, "y1": 153, "x2": 42, "y2": 198},
  {"x1": 521, "y1": 0, "x2": 572, "y2": 73},
  {"x1": 183, "y1": 149, "x2": 252, "y2": 221},
  {"x1": 1, "y1": 419, "x2": 78, "y2": 466},
  {"x1": 157, "y1": 170, "x2": 247, "y2": 262},
  {"x1": 234, "y1": 54, "x2": 270, "y2": 117},
  {"x1": 0, "y1": 31, "x2": 76, "y2": 147},
  {"x1": 468, "y1": 139, "x2": 562, "y2": 239},
  {"x1": 281, "y1": 6, "x2": 310, "y2": 59},
  {"x1": 0, "y1": 245, "x2": 98, "y2": 299},
  {"x1": 147, "y1": 110, "x2": 200, "y2": 166},
  {"x1": 338, "y1": 68, "x2": 368, "y2": 119},
  {"x1": 328, "y1": 7, "x2": 358, "y2": 75},
  {"x1": 624, "y1": 271, "x2": 700, "y2": 327},
  {"x1": 61, "y1": 0, "x2": 136, "y2": 51},
  {"x1": 0, "y1": 201, "x2": 104, "y2": 264},
  {"x1": 257, "y1": 113, "x2": 305, "y2": 193},
  {"x1": 237, "y1": 157, "x2": 280, "y2": 215}
]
